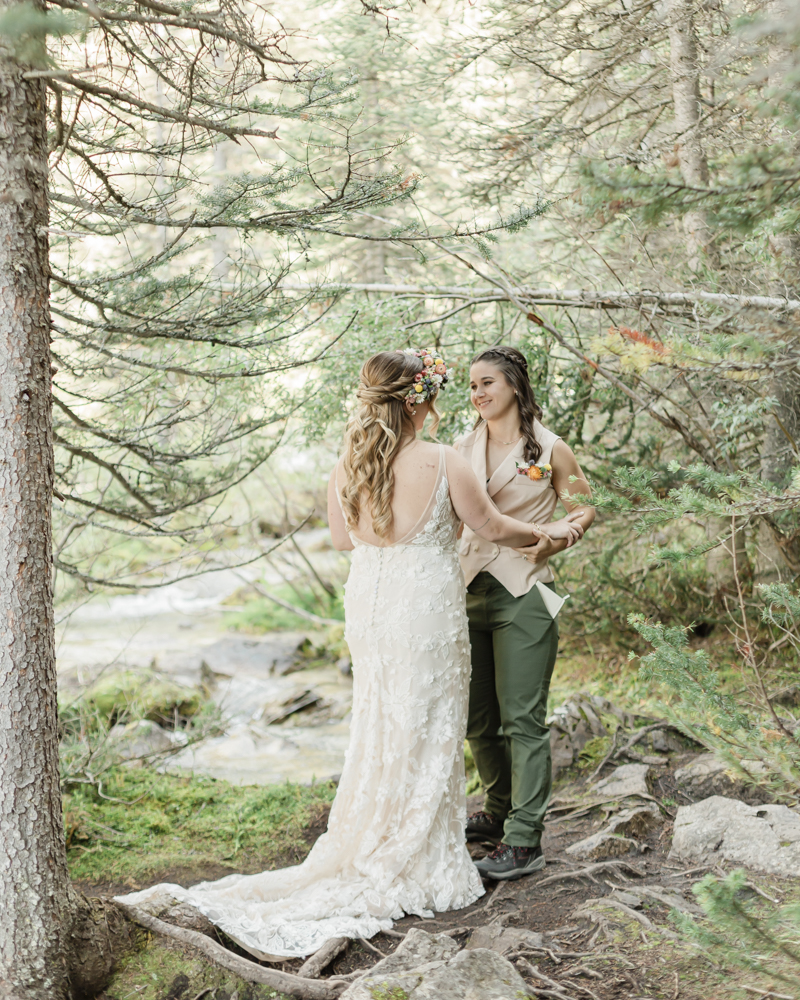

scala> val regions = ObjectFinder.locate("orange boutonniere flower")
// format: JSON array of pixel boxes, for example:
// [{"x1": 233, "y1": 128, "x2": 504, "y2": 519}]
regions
[{"x1": 516, "y1": 462, "x2": 552, "y2": 481}]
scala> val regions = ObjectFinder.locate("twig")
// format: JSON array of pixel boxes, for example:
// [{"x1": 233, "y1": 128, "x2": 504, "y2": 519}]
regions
[
  {"x1": 236, "y1": 575, "x2": 342, "y2": 627},
  {"x1": 117, "y1": 903, "x2": 345, "y2": 999},
  {"x1": 744, "y1": 882, "x2": 782, "y2": 905},
  {"x1": 740, "y1": 988, "x2": 794, "y2": 1000},
  {"x1": 612, "y1": 722, "x2": 671, "y2": 760}
]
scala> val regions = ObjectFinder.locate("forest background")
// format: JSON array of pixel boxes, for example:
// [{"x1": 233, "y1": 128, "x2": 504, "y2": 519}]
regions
[{"x1": 2, "y1": 0, "x2": 800, "y2": 992}]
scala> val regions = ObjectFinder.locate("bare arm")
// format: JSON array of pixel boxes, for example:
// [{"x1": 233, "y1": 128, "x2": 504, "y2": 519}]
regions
[
  {"x1": 445, "y1": 448, "x2": 544, "y2": 549},
  {"x1": 327, "y1": 464, "x2": 354, "y2": 551},
  {"x1": 515, "y1": 439, "x2": 595, "y2": 559}
]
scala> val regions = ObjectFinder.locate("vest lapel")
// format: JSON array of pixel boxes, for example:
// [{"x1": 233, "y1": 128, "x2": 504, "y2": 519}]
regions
[{"x1": 487, "y1": 437, "x2": 525, "y2": 499}]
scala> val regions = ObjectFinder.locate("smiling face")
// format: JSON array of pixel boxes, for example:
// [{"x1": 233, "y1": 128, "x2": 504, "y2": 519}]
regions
[{"x1": 469, "y1": 360, "x2": 519, "y2": 423}]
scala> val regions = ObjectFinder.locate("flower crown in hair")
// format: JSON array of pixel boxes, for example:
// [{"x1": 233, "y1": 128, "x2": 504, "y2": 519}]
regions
[{"x1": 396, "y1": 347, "x2": 454, "y2": 403}]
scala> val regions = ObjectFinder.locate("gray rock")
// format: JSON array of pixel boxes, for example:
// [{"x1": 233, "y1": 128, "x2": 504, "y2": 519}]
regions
[
  {"x1": 590, "y1": 763, "x2": 652, "y2": 800},
  {"x1": 565, "y1": 800, "x2": 661, "y2": 860},
  {"x1": 467, "y1": 924, "x2": 543, "y2": 955},
  {"x1": 670, "y1": 795, "x2": 800, "y2": 876},
  {"x1": 651, "y1": 729, "x2": 684, "y2": 753},
  {"x1": 673, "y1": 753, "x2": 770, "y2": 804},
  {"x1": 109, "y1": 719, "x2": 173, "y2": 761},
  {"x1": 341, "y1": 929, "x2": 528, "y2": 1000}
]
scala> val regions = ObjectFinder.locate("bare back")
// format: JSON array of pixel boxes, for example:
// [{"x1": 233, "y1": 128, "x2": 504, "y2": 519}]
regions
[{"x1": 336, "y1": 440, "x2": 445, "y2": 547}]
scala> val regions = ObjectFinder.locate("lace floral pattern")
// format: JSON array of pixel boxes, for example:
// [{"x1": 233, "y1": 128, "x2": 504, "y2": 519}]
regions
[{"x1": 116, "y1": 461, "x2": 483, "y2": 960}]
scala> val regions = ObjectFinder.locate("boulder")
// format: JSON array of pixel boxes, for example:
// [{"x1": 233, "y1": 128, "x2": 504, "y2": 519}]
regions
[
  {"x1": 673, "y1": 754, "x2": 770, "y2": 804},
  {"x1": 467, "y1": 924, "x2": 543, "y2": 955},
  {"x1": 109, "y1": 719, "x2": 173, "y2": 761},
  {"x1": 670, "y1": 795, "x2": 800, "y2": 876},
  {"x1": 341, "y1": 929, "x2": 528, "y2": 1000},
  {"x1": 590, "y1": 763, "x2": 652, "y2": 800}
]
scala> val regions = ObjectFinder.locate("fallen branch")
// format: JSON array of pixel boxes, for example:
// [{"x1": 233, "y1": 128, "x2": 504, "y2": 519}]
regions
[
  {"x1": 280, "y1": 282, "x2": 800, "y2": 314},
  {"x1": 117, "y1": 903, "x2": 346, "y2": 999},
  {"x1": 297, "y1": 938, "x2": 349, "y2": 979}
]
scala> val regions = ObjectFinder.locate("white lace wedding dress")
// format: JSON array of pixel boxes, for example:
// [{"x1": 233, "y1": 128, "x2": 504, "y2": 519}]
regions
[{"x1": 116, "y1": 445, "x2": 483, "y2": 959}]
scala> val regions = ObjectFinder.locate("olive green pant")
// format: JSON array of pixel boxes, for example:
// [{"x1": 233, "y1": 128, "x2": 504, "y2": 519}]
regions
[{"x1": 466, "y1": 572, "x2": 559, "y2": 848}]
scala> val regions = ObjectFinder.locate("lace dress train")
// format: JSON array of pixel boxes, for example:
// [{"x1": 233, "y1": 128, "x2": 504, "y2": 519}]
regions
[{"x1": 116, "y1": 447, "x2": 483, "y2": 959}]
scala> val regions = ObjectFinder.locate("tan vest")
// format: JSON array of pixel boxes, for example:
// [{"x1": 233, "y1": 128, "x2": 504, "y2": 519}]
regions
[{"x1": 455, "y1": 420, "x2": 561, "y2": 597}]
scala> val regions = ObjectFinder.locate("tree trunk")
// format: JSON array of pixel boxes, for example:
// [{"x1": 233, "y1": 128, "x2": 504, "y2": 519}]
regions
[
  {"x1": 756, "y1": 0, "x2": 800, "y2": 581},
  {"x1": 667, "y1": 0, "x2": 716, "y2": 271},
  {"x1": 0, "y1": 17, "x2": 72, "y2": 999}
]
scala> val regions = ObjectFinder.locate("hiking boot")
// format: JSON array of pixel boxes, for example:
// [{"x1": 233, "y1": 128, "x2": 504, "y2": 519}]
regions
[
  {"x1": 465, "y1": 810, "x2": 504, "y2": 844},
  {"x1": 473, "y1": 843, "x2": 545, "y2": 881}
]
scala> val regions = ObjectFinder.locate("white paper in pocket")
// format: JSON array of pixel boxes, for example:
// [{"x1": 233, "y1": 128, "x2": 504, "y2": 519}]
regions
[{"x1": 535, "y1": 580, "x2": 569, "y2": 619}]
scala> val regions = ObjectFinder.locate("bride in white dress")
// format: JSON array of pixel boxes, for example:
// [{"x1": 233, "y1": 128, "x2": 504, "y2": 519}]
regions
[{"x1": 116, "y1": 348, "x2": 548, "y2": 961}]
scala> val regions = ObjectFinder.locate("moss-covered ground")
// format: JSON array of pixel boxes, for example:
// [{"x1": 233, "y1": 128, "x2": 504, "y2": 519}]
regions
[{"x1": 66, "y1": 768, "x2": 336, "y2": 890}]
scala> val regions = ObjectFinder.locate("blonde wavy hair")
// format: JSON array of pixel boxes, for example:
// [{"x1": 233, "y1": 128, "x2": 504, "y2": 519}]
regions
[{"x1": 341, "y1": 351, "x2": 441, "y2": 539}]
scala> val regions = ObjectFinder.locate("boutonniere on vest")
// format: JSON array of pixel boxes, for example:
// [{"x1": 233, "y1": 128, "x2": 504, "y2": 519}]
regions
[{"x1": 516, "y1": 461, "x2": 552, "y2": 481}]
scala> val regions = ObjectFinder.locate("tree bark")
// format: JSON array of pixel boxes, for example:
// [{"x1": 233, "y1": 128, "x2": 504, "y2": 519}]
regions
[
  {"x1": 667, "y1": 0, "x2": 716, "y2": 271},
  {"x1": 0, "y1": 13, "x2": 72, "y2": 999}
]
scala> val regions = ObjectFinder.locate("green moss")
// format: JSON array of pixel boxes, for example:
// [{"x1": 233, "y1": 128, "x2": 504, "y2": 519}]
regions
[
  {"x1": 107, "y1": 938, "x2": 291, "y2": 1000},
  {"x1": 65, "y1": 766, "x2": 336, "y2": 885},
  {"x1": 224, "y1": 586, "x2": 344, "y2": 633},
  {"x1": 82, "y1": 669, "x2": 204, "y2": 726},
  {"x1": 577, "y1": 734, "x2": 612, "y2": 770},
  {"x1": 369, "y1": 986, "x2": 409, "y2": 1000}
]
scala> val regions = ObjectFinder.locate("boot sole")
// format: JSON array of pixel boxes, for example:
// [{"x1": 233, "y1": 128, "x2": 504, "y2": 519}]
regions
[{"x1": 482, "y1": 856, "x2": 546, "y2": 881}]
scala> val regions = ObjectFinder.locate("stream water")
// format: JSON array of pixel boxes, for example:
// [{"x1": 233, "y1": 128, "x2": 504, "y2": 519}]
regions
[{"x1": 56, "y1": 563, "x2": 352, "y2": 786}]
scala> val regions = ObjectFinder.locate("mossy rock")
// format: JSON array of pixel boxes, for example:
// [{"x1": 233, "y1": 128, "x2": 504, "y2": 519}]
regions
[{"x1": 84, "y1": 670, "x2": 204, "y2": 727}]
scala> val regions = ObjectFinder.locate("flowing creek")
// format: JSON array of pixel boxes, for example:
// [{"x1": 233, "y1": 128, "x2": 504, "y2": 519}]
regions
[{"x1": 56, "y1": 565, "x2": 352, "y2": 786}]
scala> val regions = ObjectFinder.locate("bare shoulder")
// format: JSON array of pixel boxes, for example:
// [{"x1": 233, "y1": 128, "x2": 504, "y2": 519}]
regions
[
  {"x1": 551, "y1": 438, "x2": 576, "y2": 463},
  {"x1": 452, "y1": 428, "x2": 477, "y2": 452}
]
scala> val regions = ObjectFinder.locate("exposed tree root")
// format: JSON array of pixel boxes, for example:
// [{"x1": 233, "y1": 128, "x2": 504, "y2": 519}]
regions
[
  {"x1": 116, "y1": 902, "x2": 347, "y2": 999},
  {"x1": 297, "y1": 937, "x2": 349, "y2": 979},
  {"x1": 531, "y1": 859, "x2": 645, "y2": 889}
]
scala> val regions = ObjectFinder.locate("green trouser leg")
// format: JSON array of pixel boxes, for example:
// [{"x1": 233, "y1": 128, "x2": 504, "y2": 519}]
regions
[{"x1": 466, "y1": 572, "x2": 559, "y2": 848}]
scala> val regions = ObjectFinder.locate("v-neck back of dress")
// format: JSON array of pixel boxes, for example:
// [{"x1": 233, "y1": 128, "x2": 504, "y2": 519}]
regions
[{"x1": 340, "y1": 443, "x2": 454, "y2": 549}]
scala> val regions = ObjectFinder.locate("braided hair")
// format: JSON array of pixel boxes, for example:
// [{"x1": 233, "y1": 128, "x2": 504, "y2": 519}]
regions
[
  {"x1": 471, "y1": 346, "x2": 543, "y2": 465},
  {"x1": 341, "y1": 351, "x2": 440, "y2": 539}
]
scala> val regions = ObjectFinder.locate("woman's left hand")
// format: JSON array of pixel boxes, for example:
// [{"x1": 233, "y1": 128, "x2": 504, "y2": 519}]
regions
[
  {"x1": 514, "y1": 533, "x2": 556, "y2": 564},
  {"x1": 540, "y1": 513, "x2": 585, "y2": 546}
]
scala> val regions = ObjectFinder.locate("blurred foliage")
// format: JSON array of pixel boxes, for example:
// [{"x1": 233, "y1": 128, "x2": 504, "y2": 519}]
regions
[{"x1": 674, "y1": 869, "x2": 800, "y2": 994}]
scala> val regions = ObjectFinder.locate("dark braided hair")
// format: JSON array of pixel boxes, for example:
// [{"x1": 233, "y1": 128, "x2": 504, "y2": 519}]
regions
[{"x1": 471, "y1": 346, "x2": 543, "y2": 464}]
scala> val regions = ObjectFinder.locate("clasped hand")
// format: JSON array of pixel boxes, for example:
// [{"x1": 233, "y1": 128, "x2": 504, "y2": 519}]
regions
[{"x1": 514, "y1": 510, "x2": 585, "y2": 563}]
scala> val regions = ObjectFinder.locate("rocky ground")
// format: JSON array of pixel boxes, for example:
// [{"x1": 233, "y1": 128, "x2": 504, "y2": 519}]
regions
[{"x1": 101, "y1": 696, "x2": 800, "y2": 1000}]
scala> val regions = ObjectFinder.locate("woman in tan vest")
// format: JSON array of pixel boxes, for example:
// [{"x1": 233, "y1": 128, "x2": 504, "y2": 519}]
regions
[{"x1": 455, "y1": 346, "x2": 595, "y2": 880}]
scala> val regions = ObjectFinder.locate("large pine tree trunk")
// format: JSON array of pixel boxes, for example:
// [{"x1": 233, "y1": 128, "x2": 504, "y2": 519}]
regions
[{"x1": 0, "y1": 19, "x2": 73, "y2": 1000}]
